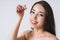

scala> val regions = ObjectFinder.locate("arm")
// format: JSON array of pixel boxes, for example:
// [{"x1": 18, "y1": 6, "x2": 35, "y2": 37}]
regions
[{"x1": 9, "y1": 5, "x2": 26, "y2": 40}]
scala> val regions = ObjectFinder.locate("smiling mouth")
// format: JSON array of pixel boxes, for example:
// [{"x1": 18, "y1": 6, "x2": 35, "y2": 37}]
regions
[{"x1": 31, "y1": 20, "x2": 38, "y2": 25}]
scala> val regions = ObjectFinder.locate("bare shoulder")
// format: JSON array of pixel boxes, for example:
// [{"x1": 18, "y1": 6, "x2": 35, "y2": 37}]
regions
[
  {"x1": 23, "y1": 30, "x2": 32, "y2": 36},
  {"x1": 46, "y1": 36, "x2": 58, "y2": 40},
  {"x1": 24, "y1": 30, "x2": 32, "y2": 34},
  {"x1": 45, "y1": 31, "x2": 58, "y2": 40},
  {"x1": 17, "y1": 30, "x2": 32, "y2": 40},
  {"x1": 19, "y1": 30, "x2": 32, "y2": 36}
]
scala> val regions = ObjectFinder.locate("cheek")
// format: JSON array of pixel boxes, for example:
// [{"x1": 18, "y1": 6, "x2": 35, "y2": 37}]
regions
[
  {"x1": 37, "y1": 17, "x2": 45, "y2": 24},
  {"x1": 29, "y1": 13, "x2": 34, "y2": 19},
  {"x1": 29, "y1": 14, "x2": 32, "y2": 21}
]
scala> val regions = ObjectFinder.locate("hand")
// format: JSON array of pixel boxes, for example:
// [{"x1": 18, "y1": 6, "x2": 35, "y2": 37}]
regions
[{"x1": 16, "y1": 5, "x2": 26, "y2": 19}]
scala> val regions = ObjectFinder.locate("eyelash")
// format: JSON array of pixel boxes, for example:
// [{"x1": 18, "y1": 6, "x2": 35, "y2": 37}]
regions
[
  {"x1": 39, "y1": 14, "x2": 44, "y2": 16},
  {"x1": 30, "y1": 11, "x2": 44, "y2": 17}
]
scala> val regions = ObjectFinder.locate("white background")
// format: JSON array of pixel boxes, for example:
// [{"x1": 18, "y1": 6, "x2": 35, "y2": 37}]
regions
[{"x1": 0, "y1": 0, "x2": 60, "y2": 40}]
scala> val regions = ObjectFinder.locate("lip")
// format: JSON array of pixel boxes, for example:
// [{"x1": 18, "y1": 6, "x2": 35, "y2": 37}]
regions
[{"x1": 30, "y1": 20, "x2": 38, "y2": 24}]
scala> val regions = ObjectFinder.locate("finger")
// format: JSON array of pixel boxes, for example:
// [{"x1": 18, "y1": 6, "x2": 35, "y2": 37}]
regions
[
  {"x1": 17, "y1": 6, "x2": 21, "y2": 11},
  {"x1": 23, "y1": 5, "x2": 27, "y2": 10},
  {"x1": 16, "y1": 5, "x2": 22, "y2": 10},
  {"x1": 16, "y1": 7, "x2": 24, "y2": 13},
  {"x1": 17, "y1": 5, "x2": 25, "y2": 11},
  {"x1": 18, "y1": 5, "x2": 22, "y2": 8}
]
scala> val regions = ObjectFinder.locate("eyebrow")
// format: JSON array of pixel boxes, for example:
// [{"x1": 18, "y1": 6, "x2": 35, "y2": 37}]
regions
[
  {"x1": 32, "y1": 9, "x2": 35, "y2": 11},
  {"x1": 32, "y1": 9, "x2": 45, "y2": 14}
]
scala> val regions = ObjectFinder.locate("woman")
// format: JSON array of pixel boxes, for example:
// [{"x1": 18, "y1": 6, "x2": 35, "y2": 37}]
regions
[{"x1": 10, "y1": 1, "x2": 58, "y2": 40}]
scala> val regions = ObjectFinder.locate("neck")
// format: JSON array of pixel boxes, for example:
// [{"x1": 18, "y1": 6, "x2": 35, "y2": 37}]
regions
[{"x1": 33, "y1": 27, "x2": 45, "y2": 36}]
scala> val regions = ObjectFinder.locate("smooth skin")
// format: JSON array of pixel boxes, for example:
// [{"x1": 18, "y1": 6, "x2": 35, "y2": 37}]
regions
[{"x1": 9, "y1": 4, "x2": 58, "y2": 40}]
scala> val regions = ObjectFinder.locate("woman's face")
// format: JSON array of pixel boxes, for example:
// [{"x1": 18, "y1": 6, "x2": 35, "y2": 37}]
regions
[{"x1": 29, "y1": 4, "x2": 46, "y2": 29}]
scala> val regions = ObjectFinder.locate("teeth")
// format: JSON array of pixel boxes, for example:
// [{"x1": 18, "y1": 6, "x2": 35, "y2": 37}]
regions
[
  {"x1": 31, "y1": 21, "x2": 37, "y2": 24},
  {"x1": 32, "y1": 21, "x2": 36, "y2": 23}
]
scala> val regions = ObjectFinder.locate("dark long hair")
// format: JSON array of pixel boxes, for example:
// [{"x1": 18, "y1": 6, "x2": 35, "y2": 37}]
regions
[{"x1": 30, "y1": 1, "x2": 56, "y2": 35}]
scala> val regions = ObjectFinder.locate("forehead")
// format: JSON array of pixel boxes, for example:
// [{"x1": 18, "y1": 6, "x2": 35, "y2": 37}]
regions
[{"x1": 32, "y1": 4, "x2": 45, "y2": 13}]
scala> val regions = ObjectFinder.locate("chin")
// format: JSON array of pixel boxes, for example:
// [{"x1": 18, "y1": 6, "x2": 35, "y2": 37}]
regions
[
  {"x1": 30, "y1": 24, "x2": 39, "y2": 28},
  {"x1": 30, "y1": 24, "x2": 43, "y2": 29},
  {"x1": 30, "y1": 23, "x2": 36, "y2": 28},
  {"x1": 30, "y1": 20, "x2": 42, "y2": 28}
]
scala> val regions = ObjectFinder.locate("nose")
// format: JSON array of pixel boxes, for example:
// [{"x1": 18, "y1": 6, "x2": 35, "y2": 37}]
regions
[{"x1": 33, "y1": 13, "x2": 37, "y2": 20}]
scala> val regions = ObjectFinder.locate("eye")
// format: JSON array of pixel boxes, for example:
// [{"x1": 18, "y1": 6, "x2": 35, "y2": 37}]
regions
[
  {"x1": 30, "y1": 11, "x2": 35, "y2": 14},
  {"x1": 39, "y1": 14, "x2": 44, "y2": 17}
]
